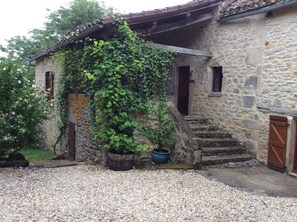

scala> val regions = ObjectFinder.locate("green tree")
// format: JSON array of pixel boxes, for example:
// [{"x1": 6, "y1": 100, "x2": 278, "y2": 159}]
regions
[
  {"x1": 4, "y1": 0, "x2": 114, "y2": 79},
  {"x1": 45, "y1": 0, "x2": 113, "y2": 38}
]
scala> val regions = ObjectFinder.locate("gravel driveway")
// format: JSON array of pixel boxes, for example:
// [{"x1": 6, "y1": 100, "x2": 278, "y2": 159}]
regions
[{"x1": 0, "y1": 165, "x2": 296, "y2": 222}]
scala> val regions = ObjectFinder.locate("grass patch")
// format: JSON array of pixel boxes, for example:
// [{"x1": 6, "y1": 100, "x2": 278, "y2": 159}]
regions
[{"x1": 20, "y1": 146, "x2": 54, "y2": 164}]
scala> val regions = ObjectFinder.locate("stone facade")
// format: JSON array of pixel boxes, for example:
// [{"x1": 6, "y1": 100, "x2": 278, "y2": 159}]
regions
[
  {"x1": 154, "y1": 5, "x2": 297, "y2": 171},
  {"x1": 67, "y1": 94, "x2": 104, "y2": 163},
  {"x1": 35, "y1": 4, "x2": 297, "y2": 171},
  {"x1": 35, "y1": 57, "x2": 65, "y2": 154},
  {"x1": 35, "y1": 59, "x2": 198, "y2": 166}
]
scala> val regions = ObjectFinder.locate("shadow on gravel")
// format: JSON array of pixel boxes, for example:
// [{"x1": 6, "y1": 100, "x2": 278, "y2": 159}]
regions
[{"x1": 199, "y1": 165, "x2": 297, "y2": 198}]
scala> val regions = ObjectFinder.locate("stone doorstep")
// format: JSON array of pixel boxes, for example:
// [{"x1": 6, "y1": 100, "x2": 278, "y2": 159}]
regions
[
  {"x1": 202, "y1": 154, "x2": 253, "y2": 166},
  {"x1": 183, "y1": 116, "x2": 209, "y2": 122},
  {"x1": 29, "y1": 160, "x2": 77, "y2": 169},
  {"x1": 199, "y1": 138, "x2": 239, "y2": 147},
  {"x1": 135, "y1": 162, "x2": 194, "y2": 170},
  {"x1": 189, "y1": 125, "x2": 219, "y2": 131},
  {"x1": 194, "y1": 130, "x2": 231, "y2": 138},
  {"x1": 202, "y1": 146, "x2": 246, "y2": 156}
]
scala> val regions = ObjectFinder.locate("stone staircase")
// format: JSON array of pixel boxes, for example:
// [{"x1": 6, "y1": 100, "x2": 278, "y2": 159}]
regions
[{"x1": 184, "y1": 116, "x2": 253, "y2": 166}]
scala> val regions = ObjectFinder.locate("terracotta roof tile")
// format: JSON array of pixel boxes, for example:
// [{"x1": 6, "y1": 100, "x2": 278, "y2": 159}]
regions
[
  {"x1": 58, "y1": 0, "x2": 219, "y2": 43},
  {"x1": 219, "y1": 0, "x2": 286, "y2": 17}
]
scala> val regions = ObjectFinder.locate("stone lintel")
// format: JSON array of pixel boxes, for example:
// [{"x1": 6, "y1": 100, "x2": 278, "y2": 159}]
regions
[{"x1": 257, "y1": 106, "x2": 297, "y2": 116}]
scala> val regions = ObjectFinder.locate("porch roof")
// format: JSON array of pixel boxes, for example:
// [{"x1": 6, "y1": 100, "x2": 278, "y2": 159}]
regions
[{"x1": 29, "y1": 0, "x2": 220, "y2": 62}]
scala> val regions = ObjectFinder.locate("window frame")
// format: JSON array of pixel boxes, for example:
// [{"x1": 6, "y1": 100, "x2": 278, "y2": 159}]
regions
[
  {"x1": 45, "y1": 71, "x2": 54, "y2": 100},
  {"x1": 212, "y1": 66, "x2": 223, "y2": 93}
]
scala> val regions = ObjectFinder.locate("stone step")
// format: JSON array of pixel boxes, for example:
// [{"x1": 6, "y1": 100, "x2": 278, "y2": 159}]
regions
[
  {"x1": 194, "y1": 130, "x2": 231, "y2": 139},
  {"x1": 184, "y1": 116, "x2": 209, "y2": 124},
  {"x1": 189, "y1": 124, "x2": 219, "y2": 131},
  {"x1": 202, "y1": 146, "x2": 246, "y2": 156},
  {"x1": 199, "y1": 138, "x2": 238, "y2": 147},
  {"x1": 202, "y1": 154, "x2": 253, "y2": 166}
]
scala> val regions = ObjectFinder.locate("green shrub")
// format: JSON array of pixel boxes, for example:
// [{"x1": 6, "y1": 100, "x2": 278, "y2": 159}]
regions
[
  {"x1": 141, "y1": 101, "x2": 176, "y2": 151},
  {"x1": 0, "y1": 58, "x2": 50, "y2": 157}
]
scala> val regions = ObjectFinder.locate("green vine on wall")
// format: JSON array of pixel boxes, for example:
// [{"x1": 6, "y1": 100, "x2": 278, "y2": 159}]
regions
[{"x1": 56, "y1": 20, "x2": 174, "y2": 154}]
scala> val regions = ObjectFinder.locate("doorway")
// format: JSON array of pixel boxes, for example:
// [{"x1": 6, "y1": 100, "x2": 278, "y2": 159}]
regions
[
  {"x1": 68, "y1": 121, "x2": 76, "y2": 161},
  {"x1": 294, "y1": 118, "x2": 297, "y2": 172},
  {"x1": 267, "y1": 115, "x2": 288, "y2": 172},
  {"x1": 177, "y1": 66, "x2": 190, "y2": 116}
]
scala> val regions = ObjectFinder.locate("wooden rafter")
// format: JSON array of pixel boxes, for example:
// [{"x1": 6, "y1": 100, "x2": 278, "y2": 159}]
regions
[
  {"x1": 150, "y1": 43, "x2": 212, "y2": 57},
  {"x1": 150, "y1": 12, "x2": 213, "y2": 34}
]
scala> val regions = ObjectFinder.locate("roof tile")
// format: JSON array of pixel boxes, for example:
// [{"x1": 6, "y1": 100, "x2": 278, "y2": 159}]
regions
[{"x1": 219, "y1": 0, "x2": 285, "y2": 17}]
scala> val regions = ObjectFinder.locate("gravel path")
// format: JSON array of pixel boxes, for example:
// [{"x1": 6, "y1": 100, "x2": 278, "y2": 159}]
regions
[{"x1": 0, "y1": 165, "x2": 296, "y2": 222}]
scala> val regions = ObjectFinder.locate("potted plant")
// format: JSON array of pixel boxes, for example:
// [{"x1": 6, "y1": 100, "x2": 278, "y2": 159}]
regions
[
  {"x1": 94, "y1": 108, "x2": 148, "y2": 171},
  {"x1": 142, "y1": 101, "x2": 176, "y2": 164}
]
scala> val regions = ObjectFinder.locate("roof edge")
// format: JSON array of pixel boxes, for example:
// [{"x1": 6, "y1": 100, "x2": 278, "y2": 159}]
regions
[
  {"x1": 219, "y1": 0, "x2": 297, "y2": 22},
  {"x1": 29, "y1": 0, "x2": 221, "y2": 63}
]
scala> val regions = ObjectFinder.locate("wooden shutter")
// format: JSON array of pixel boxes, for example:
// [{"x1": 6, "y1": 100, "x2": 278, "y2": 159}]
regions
[
  {"x1": 267, "y1": 115, "x2": 288, "y2": 172},
  {"x1": 45, "y1": 71, "x2": 54, "y2": 100}
]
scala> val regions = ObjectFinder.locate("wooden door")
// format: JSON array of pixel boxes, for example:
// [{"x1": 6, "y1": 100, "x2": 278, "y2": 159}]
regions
[
  {"x1": 293, "y1": 118, "x2": 297, "y2": 173},
  {"x1": 267, "y1": 115, "x2": 288, "y2": 172},
  {"x1": 68, "y1": 121, "x2": 76, "y2": 161},
  {"x1": 177, "y1": 66, "x2": 190, "y2": 116}
]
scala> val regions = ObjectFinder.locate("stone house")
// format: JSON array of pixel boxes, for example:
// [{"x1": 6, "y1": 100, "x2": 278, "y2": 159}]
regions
[{"x1": 30, "y1": 0, "x2": 297, "y2": 173}]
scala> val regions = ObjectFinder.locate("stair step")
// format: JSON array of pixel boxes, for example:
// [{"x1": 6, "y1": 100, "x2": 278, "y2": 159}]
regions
[
  {"x1": 189, "y1": 124, "x2": 219, "y2": 131},
  {"x1": 184, "y1": 116, "x2": 209, "y2": 124},
  {"x1": 199, "y1": 138, "x2": 238, "y2": 147},
  {"x1": 194, "y1": 131, "x2": 231, "y2": 138},
  {"x1": 202, "y1": 146, "x2": 246, "y2": 156},
  {"x1": 202, "y1": 154, "x2": 253, "y2": 166}
]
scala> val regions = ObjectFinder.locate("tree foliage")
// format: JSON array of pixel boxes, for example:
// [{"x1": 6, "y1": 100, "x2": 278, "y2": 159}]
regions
[{"x1": 3, "y1": 0, "x2": 113, "y2": 79}]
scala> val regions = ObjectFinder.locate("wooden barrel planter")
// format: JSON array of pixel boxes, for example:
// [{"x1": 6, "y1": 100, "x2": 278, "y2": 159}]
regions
[{"x1": 107, "y1": 152, "x2": 135, "y2": 171}]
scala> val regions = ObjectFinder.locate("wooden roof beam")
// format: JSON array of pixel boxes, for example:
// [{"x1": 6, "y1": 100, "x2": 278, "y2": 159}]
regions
[
  {"x1": 150, "y1": 43, "x2": 212, "y2": 57},
  {"x1": 151, "y1": 12, "x2": 213, "y2": 34}
]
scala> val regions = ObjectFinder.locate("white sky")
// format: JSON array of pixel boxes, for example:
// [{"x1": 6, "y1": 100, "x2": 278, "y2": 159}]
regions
[{"x1": 0, "y1": 0, "x2": 190, "y2": 46}]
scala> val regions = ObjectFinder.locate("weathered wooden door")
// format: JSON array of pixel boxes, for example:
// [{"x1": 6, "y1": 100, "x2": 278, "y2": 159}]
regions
[
  {"x1": 267, "y1": 115, "x2": 288, "y2": 172},
  {"x1": 294, "y1": 118, "x2": 297, "y2": 172},
  {"x1": 177, "y1": 66, "x2": 190, "y2": 116},
  {"x1": 68, "y1": 121, "x2": 76, "y2": 161}
]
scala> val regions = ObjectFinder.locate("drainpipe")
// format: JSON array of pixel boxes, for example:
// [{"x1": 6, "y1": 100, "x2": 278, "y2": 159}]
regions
[{"x1": 219, "y1": 0, "x2": 297, "y2": 22}]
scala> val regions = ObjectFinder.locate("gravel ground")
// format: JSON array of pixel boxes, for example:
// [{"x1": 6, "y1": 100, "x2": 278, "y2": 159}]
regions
[{"x1": 0, "y1": 165, "x2": 297, "y2": 222}]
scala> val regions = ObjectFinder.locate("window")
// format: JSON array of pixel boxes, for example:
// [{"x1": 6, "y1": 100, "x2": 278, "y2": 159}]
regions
[
  {"x1": 45, "y1": 71, "x2": 54, "y2": 100},
  {"x1": 212, "y1": 67, "x2": 223, "y2": 92}
]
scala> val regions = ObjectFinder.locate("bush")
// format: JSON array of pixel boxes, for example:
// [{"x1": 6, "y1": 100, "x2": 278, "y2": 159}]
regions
[
  {"x1": 0, "y1": 58, "x2": 50, "y2": 157},
  {"x1": 141, "y1": 101, "x2": 176, "y2": 151}
]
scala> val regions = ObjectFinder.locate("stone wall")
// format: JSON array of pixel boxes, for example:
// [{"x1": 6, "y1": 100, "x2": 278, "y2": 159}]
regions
[
  {"x1": 35, "y1": 57, "x2": 65, "y2": 154},
  {"x1": 152, "y1": 6, "x2": 297, "y2": 167},
  {"x1": 35, "y1": 57, "x2": 196, "y2": 165},
  {"x1": 193, "y1": 7, "x2": 297, "y2": 164},
  {"x1": 67, "y1": 94, "x2": 104, "y2": 163}
]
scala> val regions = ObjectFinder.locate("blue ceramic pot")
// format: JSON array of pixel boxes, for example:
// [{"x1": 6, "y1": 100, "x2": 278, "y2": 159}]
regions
[{"x1": 151, "y1": 149, "x2": 170, "y2": 164}]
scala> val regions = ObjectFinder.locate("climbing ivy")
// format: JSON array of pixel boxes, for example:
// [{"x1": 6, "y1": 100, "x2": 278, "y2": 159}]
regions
[{"x1": 57, "y1": 20, "x2": 174, "y2": 154}]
